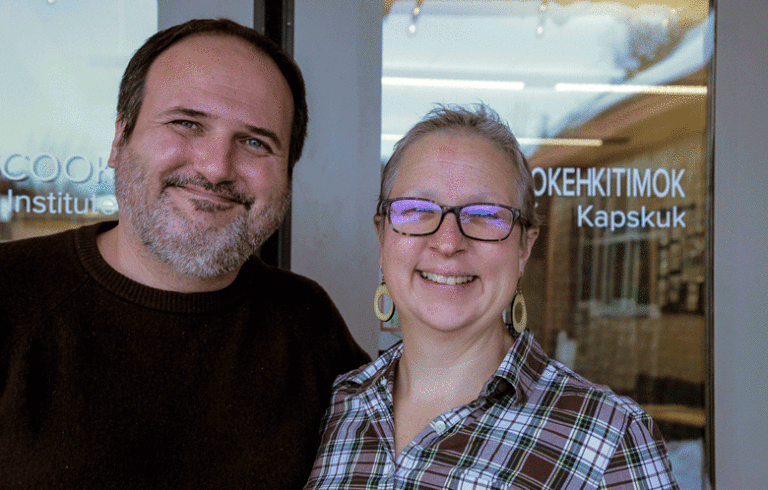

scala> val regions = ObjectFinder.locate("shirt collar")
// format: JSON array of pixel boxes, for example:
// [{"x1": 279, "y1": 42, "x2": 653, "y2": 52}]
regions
[
  {"x1": 337, "y1": 329, "x2": 551, "y2": 407},
  {"x1": 335, "y1": 341, "x2": 403, "y2": 395},
  {"x1": 480, "y1": 329, "x2": 550, "y2": 406}
]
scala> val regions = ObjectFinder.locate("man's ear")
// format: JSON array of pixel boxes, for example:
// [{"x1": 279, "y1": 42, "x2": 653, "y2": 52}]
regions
[{"x1": 107, "y1": 118, "x2": 127, "y2": 169}]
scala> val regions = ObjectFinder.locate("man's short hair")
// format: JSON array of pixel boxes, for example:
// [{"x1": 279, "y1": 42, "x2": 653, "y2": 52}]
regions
[{"x1": 117, "y1": 18, "x2": 308, "y2": 173}]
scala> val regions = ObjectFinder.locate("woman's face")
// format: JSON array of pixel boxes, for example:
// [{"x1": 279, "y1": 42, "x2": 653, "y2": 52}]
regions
[{"x1": 377, "y1": 131, "x2": 537, "y2": 339}]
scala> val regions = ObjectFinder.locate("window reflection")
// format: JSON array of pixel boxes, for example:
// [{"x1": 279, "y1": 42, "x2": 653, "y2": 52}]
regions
[
  {"x1": 381, "y1": 1, "x2": 712, "y2": 487},
  {"x1": 0, "y1": 0, "x2": 157, "y2": 241}
]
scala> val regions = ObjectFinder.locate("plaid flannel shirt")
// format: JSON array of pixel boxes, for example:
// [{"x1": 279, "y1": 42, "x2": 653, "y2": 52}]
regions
[{"x1": 304, "y1": 329, "x2": 679, "y2": 490}]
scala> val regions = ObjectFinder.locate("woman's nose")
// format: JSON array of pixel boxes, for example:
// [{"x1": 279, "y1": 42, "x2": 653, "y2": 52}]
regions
[{"x1": 429, "y1": 212, "x2": 467, "y2": 255}]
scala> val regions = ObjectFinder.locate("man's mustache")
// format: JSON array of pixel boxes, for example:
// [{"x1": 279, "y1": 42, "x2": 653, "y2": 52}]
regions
[{"x1": 162, "y1": 174, "x2": 255, "y2": 209}]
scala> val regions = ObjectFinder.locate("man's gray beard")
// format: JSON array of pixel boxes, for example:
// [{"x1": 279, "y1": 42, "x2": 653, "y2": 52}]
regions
[{"x1": 114, "y1": 147, "x2": 290, "y2": 278}]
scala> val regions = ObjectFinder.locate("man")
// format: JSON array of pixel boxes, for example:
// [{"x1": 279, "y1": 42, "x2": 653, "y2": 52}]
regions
[{"x1": 0, "y1": 19, "x2": 369, "y2": 489}]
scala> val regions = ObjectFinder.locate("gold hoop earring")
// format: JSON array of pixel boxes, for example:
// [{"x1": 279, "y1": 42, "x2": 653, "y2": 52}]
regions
[
  {"x1": 504, "y1": 289, "x2": 527, "y2": 334},
  {"x1": 374, "y1": 282, "x2": 395, "y2": 322}
]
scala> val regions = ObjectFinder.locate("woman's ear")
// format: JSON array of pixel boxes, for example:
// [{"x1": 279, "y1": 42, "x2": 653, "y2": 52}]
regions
[
  {"x1": 373, "y1": 215, "x2": 386, "y2": 270},
  {"x1": 518, "y1": 226, "x2": 539, "y2": 274},
  {"x1": 373, "y1": 214, "x2": 384, "y2": 244}
]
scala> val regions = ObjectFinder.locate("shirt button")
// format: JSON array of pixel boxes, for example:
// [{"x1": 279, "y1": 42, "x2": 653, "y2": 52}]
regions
[{"x1": 434, "y1": 421, "x2": 446, "y2": 433}]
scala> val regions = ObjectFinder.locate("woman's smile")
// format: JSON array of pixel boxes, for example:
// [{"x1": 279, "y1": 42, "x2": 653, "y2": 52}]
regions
[{"x1": 418, "y1": 271, "x2": 476, "y2": 286}]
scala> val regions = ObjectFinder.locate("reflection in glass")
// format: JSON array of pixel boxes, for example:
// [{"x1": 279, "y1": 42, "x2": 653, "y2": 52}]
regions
[
  {"x1": 0, "y1": 1, "x2": 157, "y2": 241},
  {"x1": 381, "y1": 1, "x2": 712, "y2": 487}
]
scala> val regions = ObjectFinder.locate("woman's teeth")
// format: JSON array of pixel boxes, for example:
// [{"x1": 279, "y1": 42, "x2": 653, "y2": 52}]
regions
[{"x1": 421, "y1": 271, "x2": 475, "y2": 285}]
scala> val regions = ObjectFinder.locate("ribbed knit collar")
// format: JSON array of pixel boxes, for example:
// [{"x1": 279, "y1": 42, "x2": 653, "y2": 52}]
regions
[{"x1": 74, "y1": 221, "x2": 261, "y2": 314}]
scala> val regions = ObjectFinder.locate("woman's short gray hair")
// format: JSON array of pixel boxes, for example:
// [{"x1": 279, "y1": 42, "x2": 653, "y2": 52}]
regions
[{"x1": 378, "y1": 103, "x2": 540, "y2": 229}]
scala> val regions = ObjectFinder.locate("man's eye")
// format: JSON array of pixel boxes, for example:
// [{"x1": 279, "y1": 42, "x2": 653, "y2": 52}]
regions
[
  {"x1": 245, "y1": 138, "x2": 272, "y2": 152},
  {"x1": 175, "y1": 120, "x2": 198, "y2": 129}
]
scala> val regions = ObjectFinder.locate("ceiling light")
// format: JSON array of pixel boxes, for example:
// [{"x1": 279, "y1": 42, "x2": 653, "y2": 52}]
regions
[
  {"x1": 382, "y1": 134, "x2": 602, "y2": 147},
  {"x1": 382, "y1": 77, "x2": 525, "y2": 91},
  {"x1": 518, "y1": 138, "x2": 603, "y2": 147},
  {"x1": 555, "y1": 83, "x2": 707, "y2": 95}
]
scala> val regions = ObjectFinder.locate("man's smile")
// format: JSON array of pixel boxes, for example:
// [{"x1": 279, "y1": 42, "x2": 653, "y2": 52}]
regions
[{"x1": 163, "y1": 175, "x2": 254, "y2": 210}]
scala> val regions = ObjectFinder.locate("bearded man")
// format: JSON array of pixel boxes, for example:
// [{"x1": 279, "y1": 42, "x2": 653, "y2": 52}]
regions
[{"x1": 0, "y1": 18, "x2": 369, "y2": 489}]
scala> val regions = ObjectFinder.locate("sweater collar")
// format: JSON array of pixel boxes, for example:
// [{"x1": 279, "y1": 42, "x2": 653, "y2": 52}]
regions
[{"x1": 75, "y1": 221, "x2": 262, "y2": 314}]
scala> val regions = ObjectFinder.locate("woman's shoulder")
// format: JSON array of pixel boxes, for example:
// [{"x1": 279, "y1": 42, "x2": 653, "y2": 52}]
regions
[
  {"x1": 331, "y1": 341, "x2": 403, "y2": 394},
  {"x1": 536, "y1": 354, "x2": 652, "y2": 427}
]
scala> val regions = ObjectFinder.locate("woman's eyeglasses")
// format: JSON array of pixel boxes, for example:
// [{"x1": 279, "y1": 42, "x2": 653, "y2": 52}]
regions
[{"x1": 379, "y1": 198, "x2": 523, "y2": 242}]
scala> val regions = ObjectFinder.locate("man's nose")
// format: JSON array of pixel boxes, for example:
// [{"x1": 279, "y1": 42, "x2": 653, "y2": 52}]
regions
[{"x1": 193, "y1": 135, "x2": 236, "y2": 184}]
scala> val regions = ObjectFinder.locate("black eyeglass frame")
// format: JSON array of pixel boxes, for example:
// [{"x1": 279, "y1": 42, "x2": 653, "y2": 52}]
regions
[{"x1": 378, "y1": 197, "x2": 525, "y2": 242}]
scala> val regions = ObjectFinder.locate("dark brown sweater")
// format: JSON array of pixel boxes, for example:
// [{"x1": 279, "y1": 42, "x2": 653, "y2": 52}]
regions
[{"x1": 0, "y1": 222, "x2": 370, "y2": 489}]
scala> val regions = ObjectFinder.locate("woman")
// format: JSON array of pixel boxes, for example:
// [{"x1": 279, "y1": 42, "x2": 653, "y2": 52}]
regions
[{"x1": 304, "y1": 105, "x2": 678, "y2": 489}]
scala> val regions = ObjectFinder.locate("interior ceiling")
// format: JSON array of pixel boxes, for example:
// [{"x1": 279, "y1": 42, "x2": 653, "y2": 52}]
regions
[
  {"x1": 380, "y1": 0, "x2": 711, "y2": 166},
  {"x1": 527, "y1": 69, "x2": 708, "y2": 168}
]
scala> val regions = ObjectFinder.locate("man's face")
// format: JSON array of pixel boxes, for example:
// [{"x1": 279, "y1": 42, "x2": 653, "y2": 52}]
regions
[{"x1": 109, "y1": 34, "x2": 293, "y2": 278}]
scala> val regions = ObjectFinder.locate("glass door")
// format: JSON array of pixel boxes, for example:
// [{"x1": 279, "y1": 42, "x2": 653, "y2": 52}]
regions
[{"x1": 380, "y1": 1, "x2": 712, "y2": 487}]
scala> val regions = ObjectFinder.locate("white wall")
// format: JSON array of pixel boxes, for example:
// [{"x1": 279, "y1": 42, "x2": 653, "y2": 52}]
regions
[
  {"x1": 158, "y1": 0, "x2": 252, "y2": 29},
  {"x1": 714, "y1": 0, "x2": 768, "y2": 490},
  {"x1": 713, "y1": 1, "x2": 768, "y2": 487},
  {"x1": 291, "y1": 1, "x2": 381, "y2": 357}
]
